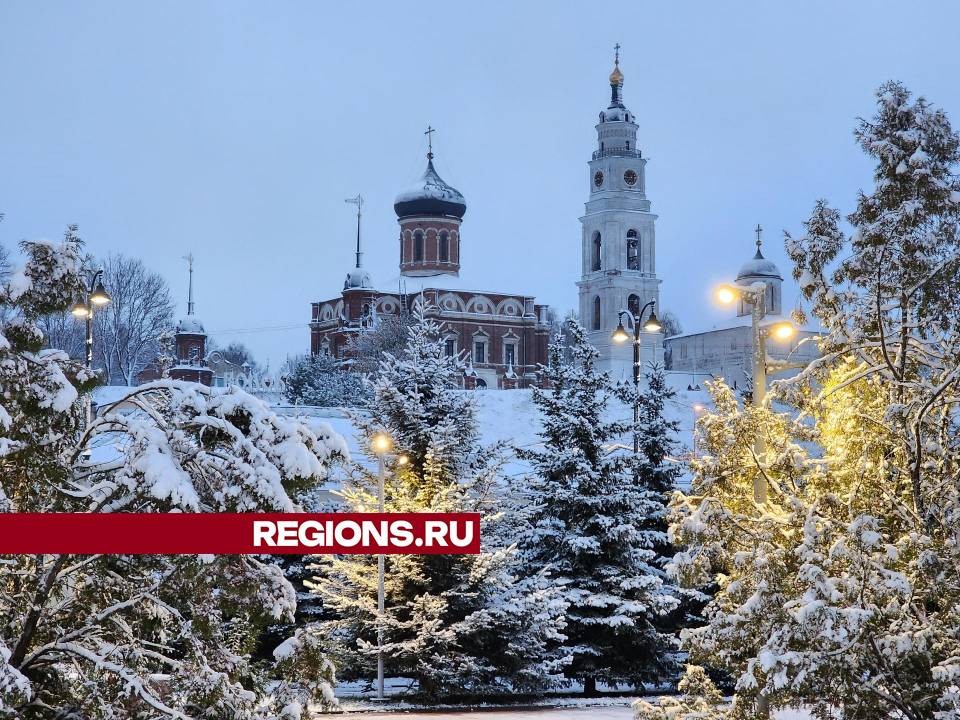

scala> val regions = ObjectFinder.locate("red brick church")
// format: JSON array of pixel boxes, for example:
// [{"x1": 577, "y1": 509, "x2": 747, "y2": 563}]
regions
[{"x1": 310, "y1": 139, "x2": 551, "y2": 389}]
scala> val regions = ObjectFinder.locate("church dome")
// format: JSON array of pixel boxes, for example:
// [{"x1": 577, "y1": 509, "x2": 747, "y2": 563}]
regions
[
  {"x1": 609, "y1": 64, "x2": 624, "y2": 86},
  {"x1": 394, "y1": 158, "x2": 467, "y2": 220},
  {"x1": 344, "y1": 268, "x2": 373, "y2": 290},
  {"x1": 737, "y1": 247, "x2": 782, "y2": 280},
  {"x1": 176, "y1": 315, "x2": 205, "y2": 334}
]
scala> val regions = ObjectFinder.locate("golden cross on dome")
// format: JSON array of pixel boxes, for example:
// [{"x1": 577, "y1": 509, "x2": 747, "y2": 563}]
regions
[
  {"x1": 424, "y1": 125, "x2": 436, "y2": 160},
  {"x1": 755, "y1": 223, "x2": 763, "y2": 249},
  {"x1": 614, "y1": 43, "x2": 621, "y2": 65}
]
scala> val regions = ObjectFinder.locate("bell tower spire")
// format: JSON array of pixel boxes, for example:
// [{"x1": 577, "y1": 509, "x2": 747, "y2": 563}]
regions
[
  {"x1": 609, "y1": 43, "x2": 624, "y2": 107},
  {"x1": 343, "y1": 194, "x2": 373, "y2": 290},
  {"x1": 576, "y1": 47, "x2": 663, "y2": 379}
]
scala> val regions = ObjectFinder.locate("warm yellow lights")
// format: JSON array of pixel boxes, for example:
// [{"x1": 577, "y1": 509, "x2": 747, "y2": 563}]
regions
[
  {"x1": 371, "y1": 433, "x2": 393, "y2": 454},
  {"x1": 770, "y1": 321, "x2": 796, "y2": 341},
  {"x1": 716, "y1": 285, "x2": 738, "y2": 305},
  {"x1": 397, "y1": 455, "x2": 409, "y2": 466},
  {"x1": 90, "y1": 283, "x2": 112, "y2": 306},
  {"x1": 70, "y1": 302, "x2": 90, "y2": 318},
  {"x1": 612, "y1": 323, "x2": 630, "y2": 343}
]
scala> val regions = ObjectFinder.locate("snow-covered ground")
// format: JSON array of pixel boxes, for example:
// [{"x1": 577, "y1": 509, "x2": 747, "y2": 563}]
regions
[
  {"x1": 331, "y1": 701, "x2": 812, "y2": 718},
  {"x1": 273, "y1": 373, "x2": 711, "y2": 500}
]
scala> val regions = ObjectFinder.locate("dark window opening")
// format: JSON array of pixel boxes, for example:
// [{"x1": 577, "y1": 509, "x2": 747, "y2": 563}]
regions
[
  {"x1": 628, "y1": 294, "x2": 641, "y2": 318},
  {"x1": 592, "y1": 296, "x2": 601, "y2": 331},
  {"x1": 504, "y1": 343, "x2": 515, "y2": 367},
  {"x1": 474, "y1": 341, "x2": 486, "y2": 364},
  {"x1": 413, "y1": 231, "x2": 424, "y2": 262},
  {"x1": 439, "y1": 231, "x2": 449, "y2": 262},
  {"x1": 445, "y1": 338, "x2": 455, "y2": 357},
  {"x1": 591, "y1": 232, "x2": 602, "y2": 271},
  {"x1": 627, "y1": 229, "x2": 639, "y2": 270}
]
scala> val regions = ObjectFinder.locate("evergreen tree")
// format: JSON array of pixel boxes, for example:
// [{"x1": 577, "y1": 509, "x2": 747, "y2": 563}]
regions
[
  {"x1": 0, "y1": 232, "x2": 344, "y2": 718},
  {"x1": 669, "y1": 82, "x2": 960, "y2": 719},
  {"x1": 282, "y1": 352, "x2": 368, "y2": 408},
  {"x1": 313, "y1": 306, "x2": 567, "y2": 698},
  {"x1": 517, "y1": 321, "x2": 680, "y2": 695}
]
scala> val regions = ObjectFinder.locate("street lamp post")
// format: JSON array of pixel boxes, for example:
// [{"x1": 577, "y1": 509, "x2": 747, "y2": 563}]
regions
[
  {"x1": 692, "y1": 403, "x2": 705, "y2": 457},
  {"x1": 716, "y1": 282, "x2": 796, "y2": 504},
  {"x1": 369, "y1": 433, "x2": 407, "y2": 702},
  {"x1": 612, "y1": 299, "x2": 662, "y2": 455},
  {"x1": 71, "y1": 269, "x2": 111, "y2": 427}
]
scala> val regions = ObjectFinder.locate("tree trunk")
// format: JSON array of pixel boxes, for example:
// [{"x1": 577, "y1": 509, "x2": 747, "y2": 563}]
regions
[
  {"x1": 583, "y1": 676, "x2": 598, "y2": 696},
  {"x1": 9, "y1": 554, "x2": 67, "y2": 668}
]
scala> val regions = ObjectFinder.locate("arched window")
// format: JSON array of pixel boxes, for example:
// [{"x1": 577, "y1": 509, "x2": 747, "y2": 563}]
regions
[
  {"x1": 627, "y1": 229, "x2": 639, "y2": 270},
  {"x1": 628, "y1": 294, "x2": 640, "y2": 318},
  {"x1": 591, "y1": 232, "x2": 602, "y2": 271},
  {"x1": 592, "y1": 296, "x2": 601, "y2": 330},
  {"x1": 439, "y1": 231, "x2": 449, "y2": 262},
  {"x1": 413, "y1": 230, "x2": 424, "y2": 262}
]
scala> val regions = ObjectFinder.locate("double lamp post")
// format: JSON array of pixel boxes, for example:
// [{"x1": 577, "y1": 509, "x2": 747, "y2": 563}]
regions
[{"x1": 70, "y1": 269, "x2": 111, "y2": 426}]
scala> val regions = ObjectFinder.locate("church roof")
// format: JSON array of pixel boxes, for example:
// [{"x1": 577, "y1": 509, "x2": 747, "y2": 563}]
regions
[
  {"x1": 736, "y1": 247, "x2": 782, "y2": 280},
  {"x1": 394, "y1": 158, "x2": 467, "y2": 220},
  {"x1": 176, "y1": 315, "x2": 205, "y2": 334},
  {"x1": 344, "y1": 268, "x2": 373, "y2": 290}
]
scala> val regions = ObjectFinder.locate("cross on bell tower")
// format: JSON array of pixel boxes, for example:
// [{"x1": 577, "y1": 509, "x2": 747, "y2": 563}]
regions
[{"x1": 424, "y1": 125, "x2": 436, "y2": 160}]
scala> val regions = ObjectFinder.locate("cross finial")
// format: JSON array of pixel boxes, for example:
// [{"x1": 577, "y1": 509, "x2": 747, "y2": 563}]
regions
[
  {"x1": 755, "y1": 223, "x2": 763, "y2": 249},
  {"x1": 424, "y1": 125, "x2": 436, "y2": 160},
  {"x1": 614, "y1": 43, "x2": 621, "y2": 65}
]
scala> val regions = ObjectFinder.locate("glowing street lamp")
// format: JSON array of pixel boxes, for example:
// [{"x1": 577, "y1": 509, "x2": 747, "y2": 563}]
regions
[
  {"x1": 711, "y1": 281, "x2": 798, "y2": 504},
  {"x1": 72, "y1": 268, "x2": 111, "y2": 429},
  {"x1": 370, "y1": 431, "x2": 401, "y2": 702},
  {"x1": 612, "y1": 298, "x2": 661, "y2": 457}
]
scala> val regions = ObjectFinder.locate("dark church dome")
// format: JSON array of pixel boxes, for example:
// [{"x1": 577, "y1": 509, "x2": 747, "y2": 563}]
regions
[{"x1": 394, "y1": 158, "x2": 467, "y2": 220}]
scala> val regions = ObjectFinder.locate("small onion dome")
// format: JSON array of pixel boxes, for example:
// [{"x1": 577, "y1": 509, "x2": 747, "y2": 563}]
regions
[
  {"x1": 737, "y1": 246, "x2": 782, "y2": 280},
  {"x1": 394, "y1": 158, "x2": 467, "y2": 220},
  {"x1": 344, "y1": 268, "x2": 373, "y2": 290},
  {"x1": 609, "y1": 64, "x2": 624, "y2": 86},
  {"x1": 176, "y1": 316, "x2": 205, "y2": 334}
]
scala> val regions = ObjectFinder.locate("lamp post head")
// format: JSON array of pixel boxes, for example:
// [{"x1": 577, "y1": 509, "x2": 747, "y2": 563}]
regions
[
  {"x1": 716, "y1": 284, "x2": 738, "y2": 305},
  {"x1": 769, "y1": 321, "x2": 796, "y2": 341},
  {"x1": 90, "y1": 282, "x2": 111, "y2": 306},
  {"x1": 371, "y1": 432, "x2": 393, "y2": 455},
  {"x1": 70, "y1": 301, "x2": 90, "y2": 318},
  {"x1": 611, "y1": 321, "x2": 630, "y2": 344},
  {"x1": 643, "y1": 309, "x2": 662, "y2": 333}
]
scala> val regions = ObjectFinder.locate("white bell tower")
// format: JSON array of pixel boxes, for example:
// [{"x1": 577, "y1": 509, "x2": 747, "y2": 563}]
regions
[{"x1": 576, "y1": 46, "x2": 662, "y2": 379}]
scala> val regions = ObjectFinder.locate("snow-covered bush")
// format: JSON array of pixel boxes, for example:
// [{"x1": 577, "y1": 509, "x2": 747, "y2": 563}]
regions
[
  {"x1": 633, "y1": 666, "x2": 725, "y2": 720},
  {"x1": 516, "y1": 322, "x2": 682, "y2": 694},
  {"x1": 0, "y1": 234, "x2": 345, "y2": 718},
  {"x1": 312, "y1": 306, "x2": 568, "y2": 698},
  {"x1": 669, "y1": 82, "x2": 960, "y2": 719}
]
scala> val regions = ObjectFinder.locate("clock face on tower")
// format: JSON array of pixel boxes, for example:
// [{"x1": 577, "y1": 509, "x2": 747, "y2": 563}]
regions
[
  {"x1": 624, "y1": 169, "x2": 638, "y2": 186},
  {"x1": 593, "y1": 170, "x2": 604, "y2": 188}
]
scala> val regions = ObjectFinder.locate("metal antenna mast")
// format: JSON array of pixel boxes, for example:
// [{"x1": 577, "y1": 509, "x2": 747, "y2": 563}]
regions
[
  {"x1": 182, "y1": 252, "x2": 195, "y2": 315},
  {"x1": 345, "y1": 194, "x2": 364, "y2": 268}
]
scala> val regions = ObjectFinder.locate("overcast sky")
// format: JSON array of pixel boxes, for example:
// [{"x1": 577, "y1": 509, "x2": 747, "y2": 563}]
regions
[{"x1": 2, "y1": 1, "x2": 960, "y2": 369}]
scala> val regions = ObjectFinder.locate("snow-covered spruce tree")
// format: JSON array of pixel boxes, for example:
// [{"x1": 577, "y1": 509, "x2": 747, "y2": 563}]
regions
[
  {"x1": 313, "y1": 305, "x2": 567, "y2": 698},
  {"x1": 669, "y1": 82, "x2": 960, "y2": 719},
  {"x1": 0, "y1": 234, "x2": 345, "y2": 718},
  {"x1": 517, "y1": 321, "x2": 680, "y2": 695},
  {"x1": 282, "y1": 352, "x2": 368, "y2": 408}
]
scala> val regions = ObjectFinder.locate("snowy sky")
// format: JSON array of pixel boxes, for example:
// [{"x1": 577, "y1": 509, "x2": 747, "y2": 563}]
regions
[{"x1": 2, "y1": 1, "x2": 960, "y2": 370}]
